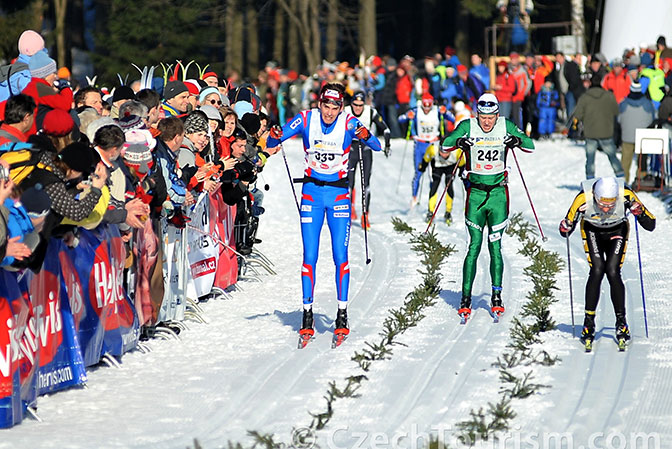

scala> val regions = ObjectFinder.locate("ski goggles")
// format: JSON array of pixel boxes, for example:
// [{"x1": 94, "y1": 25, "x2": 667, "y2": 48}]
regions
[
  {"x1": 477, "y1": 100, "x2": 499, "y2": 115},
  {"x1": 595, "y1": 196, "x2": 617, "y2": 212}
]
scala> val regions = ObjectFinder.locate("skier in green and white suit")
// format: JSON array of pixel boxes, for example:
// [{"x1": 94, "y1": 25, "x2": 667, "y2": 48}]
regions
[{"x1": 440, "y1": 93, "x2": 535, "y2": 319}]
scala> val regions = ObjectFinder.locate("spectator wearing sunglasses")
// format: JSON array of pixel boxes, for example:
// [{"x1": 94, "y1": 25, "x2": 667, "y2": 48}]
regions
[
  {"x1": 199, "y1": 87, "x2": 229, "y2": 109},
  {"x1": 441, "y1": 93, "x2": 534, "y2": 322}
]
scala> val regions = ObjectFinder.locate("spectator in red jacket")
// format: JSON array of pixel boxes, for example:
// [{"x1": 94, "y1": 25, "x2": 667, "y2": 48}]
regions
[
  {"x1": 395, "y1": 66, "x2": 413, "y2": 115},
  {"x1": 509, "y1": 52, "x2": 530, "y2": 129},
  {"x1": 1, "y1": 52, "x2": 74, "y2": 136},
  {"x1": 494, "y1": 60, "x2": 516, "y2": 120},
  {"x1": 602, "y1": 59, "x2": 631, "y2": 104}
]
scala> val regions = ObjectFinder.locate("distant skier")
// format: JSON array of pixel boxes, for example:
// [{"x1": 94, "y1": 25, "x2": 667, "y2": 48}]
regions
[
  {"x1": 398, "y1": 93, "x2": 454, "y2": 208},
  {"x1": 441, "y1": 93, "x2": 534, "y2": 321},
  {"x1": 559, "y1": 177, "x2": 656, "y2": 350},
  {"x1": 345, "y1": 90, "x2": 391, "y2": 230},
  {"x1": 266, "y1": 83, "x2": 382, "y2": 347}
]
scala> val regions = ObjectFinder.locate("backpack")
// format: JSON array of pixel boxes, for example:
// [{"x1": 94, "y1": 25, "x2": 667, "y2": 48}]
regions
[
  {"x1": 0, "y1": 141, "x2": 51, "y2": 186},
  {"x1": 0, "y1": 62, "x2": 31, "y2": 102}
]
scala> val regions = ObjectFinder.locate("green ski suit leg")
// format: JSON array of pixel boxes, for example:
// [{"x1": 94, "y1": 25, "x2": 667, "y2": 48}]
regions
[{"x1": 462, "y1": 186, "x2": 509, "y2": 297}]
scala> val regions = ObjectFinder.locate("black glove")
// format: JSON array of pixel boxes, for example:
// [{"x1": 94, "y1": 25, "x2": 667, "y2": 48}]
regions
[
  {"x1": 456, "y1": 137, "x2": 474, "y2": 151},
  {"x1": 53, "y1": 78, "x2": 71, "y2": 91},
  {"x1": 418, "y1": 160, "x2": 428, "y2": 173},
  {"x1": 504, "y1": 135, "x2": 522, "y2": 149},
  {"x1": 235, "y1": 160, "x2": 257, "y2": 182}
]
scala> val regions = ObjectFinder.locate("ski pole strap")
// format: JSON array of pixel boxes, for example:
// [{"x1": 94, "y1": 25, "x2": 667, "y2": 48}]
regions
[
  {"x1": 294, "y1": 176, "x2": 349, "y2": 188},
  {"x1": 466, "y1": 180, "x2": 508, "y2": 210}
]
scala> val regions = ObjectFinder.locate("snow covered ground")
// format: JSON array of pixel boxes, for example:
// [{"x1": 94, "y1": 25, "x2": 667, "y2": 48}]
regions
[{"x1": 3, "y1": 135, "x2": 671, "y2": 449}]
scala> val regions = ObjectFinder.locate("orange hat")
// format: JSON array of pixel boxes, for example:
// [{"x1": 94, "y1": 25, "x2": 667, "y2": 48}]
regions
[{"x1": 57, "y1": 66, "x2": 71, "y2": 79}]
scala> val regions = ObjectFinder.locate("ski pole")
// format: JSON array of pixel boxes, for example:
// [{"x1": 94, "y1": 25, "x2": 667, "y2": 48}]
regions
[
  {"x1": 424, "y1": 150, "x2": 464, "y2": 233},
  {"x1": 187, "y1": 225, "x2": 245, "y2": 258},
  {"x1": 357, "y1": 141, "x2": 372, "y2": 264},
  {"x1": 395, "y1": 123, "x2": 413, "y2": 194},
  {"x1": 280, "y1": 144, "x2": 301, "y2": 216},
  {"x1": 510, "y1": 147, "x2": 547, "y2": 241},
  {"x1": 565, "y1": 236, "x2": 576, "y2": 338},
  {"x1": 634, "y1": 216, "x2": 649, "y2": 338}
]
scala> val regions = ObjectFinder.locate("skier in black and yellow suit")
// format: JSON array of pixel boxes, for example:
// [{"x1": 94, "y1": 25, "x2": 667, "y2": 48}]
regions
[{"x1": 559, "y1": 177, "x2": 656, "y2": 345}]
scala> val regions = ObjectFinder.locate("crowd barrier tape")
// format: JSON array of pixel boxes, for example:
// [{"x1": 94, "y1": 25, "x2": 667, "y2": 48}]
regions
[{"x1": 0, "y1": 194, "x2": 240, "y2": 428}]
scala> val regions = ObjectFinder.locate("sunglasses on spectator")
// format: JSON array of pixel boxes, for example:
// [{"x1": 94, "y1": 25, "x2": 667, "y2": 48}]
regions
[{"x1": 209, "y1": 99, "x2": 223, "y2": 106}]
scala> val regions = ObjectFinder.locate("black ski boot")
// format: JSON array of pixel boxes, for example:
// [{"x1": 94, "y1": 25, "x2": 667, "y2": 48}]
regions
[
  {"x1": 458, "y1": 295, "x2": 472, "y2": 322},
  {"x1": 335, "y1": 308, "x2": 348, "y2": 330},
  {"x1": 301, "y1": 308, "x2": 314, "y2": 331},
  {"x1": 615, "y1": 314, "x2": 630, "y2": 342},
  {"x1": 425, "y1": 211, "x2": 433, "y2": 223},
  {"x1": 491, "y1": 287, "x2": 504, "y2": 316},
  {"x1": 444, "y1": 212, "x2": 452, "y2": 225},
  {"x1": 581, "y1": 313, "x2": 596, "y2": 351},
  {"x1": 298, "y1": 307, "x2": 315, "y2": 348},
  {"x1": 332, "y1": 308, "x2": 350, "y2": 348}
]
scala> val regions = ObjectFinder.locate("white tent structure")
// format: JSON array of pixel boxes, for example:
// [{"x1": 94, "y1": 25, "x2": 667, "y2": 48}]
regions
[{"x1": 600, "y1": 0, "x2": 672, "y2": 61}]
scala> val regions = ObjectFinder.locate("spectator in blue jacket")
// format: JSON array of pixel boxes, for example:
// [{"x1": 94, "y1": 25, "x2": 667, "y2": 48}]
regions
[{"x1": 536, "y1": 80, "x2": 559, "y2": 138}]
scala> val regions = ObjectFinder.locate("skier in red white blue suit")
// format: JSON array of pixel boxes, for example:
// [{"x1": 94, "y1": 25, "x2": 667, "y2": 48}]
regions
[{"x1": 266, "y1": 82, "x2": 382, "y2": 339}]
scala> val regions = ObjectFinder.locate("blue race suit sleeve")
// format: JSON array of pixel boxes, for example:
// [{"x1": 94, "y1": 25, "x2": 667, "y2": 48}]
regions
[
  {"x1": 347, "y1": 116, "x2": 382, "y2": 152},
  {"x1": 266, "y1": 111, "x2": 307, "y2": 149}
]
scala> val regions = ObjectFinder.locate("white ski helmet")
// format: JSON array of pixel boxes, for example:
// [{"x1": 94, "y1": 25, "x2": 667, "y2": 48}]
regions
[
  {"x1": 593, "y1": 177, "x2": 619, "y2": 212},
  {"x1": 476, "y1": 93, "x2": 499, "y2": 115}
]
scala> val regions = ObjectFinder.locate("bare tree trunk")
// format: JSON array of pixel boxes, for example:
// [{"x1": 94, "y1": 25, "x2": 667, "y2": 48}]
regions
[
  {"x1": 571, "y1": 0, "x2": 586, "y2": 54},
  {"x1": 359, "y1": 0, "x2": 376, "y2": 58},
  {"x1": 310, "y1": 0, "x2": 321, "y2": 68},
  {"x1": 32, "y1": 0, "x2": 45, "y2": 30},
  {"x1": 277, "y1": 0, "x2": 320, "y2": 72},
  {"x1": 455, "y1": 2, "x2": 469, "y2": 66},
  {"x1": 272, "y1": 5, "x2": 285, "y2": 65},
  {"x1": 54, "y1": 0, "x2": 67, "y2": 67},
  {"x1": 246, "y1": 0, "x2": 259, "y2": 76},
  {"x1": 287, "y1": 2, "x2": 300, "y2": 70},
  {"x1": 325, "y1": 0, "x2": 338, "y2": 62},
  {"x1": 226, "y1": 0, "x2": 243, "y2": 76}
]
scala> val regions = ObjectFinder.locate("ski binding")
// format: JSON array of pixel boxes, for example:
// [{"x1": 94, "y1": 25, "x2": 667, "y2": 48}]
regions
[
  {"x1": 332, "y1": 328, "x2": 350, "y2": 348},
  {"x1": 298, "y1": 329, "x2": 315, "y2": 349},
  {"x1": 458, "y1": 308, "x2": 471, "y2": 325},
  {"x1": 617, "y1": 338, "x2": 627, "y2": 352},
  {"x1": 490, "y1": 306, "x2": 505, "y2": 323}
]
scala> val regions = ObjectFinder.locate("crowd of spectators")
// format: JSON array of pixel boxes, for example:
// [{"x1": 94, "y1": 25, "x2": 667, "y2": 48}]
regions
[{"x1": 0, "y1": 28, "x2": 671, "y2": 411}]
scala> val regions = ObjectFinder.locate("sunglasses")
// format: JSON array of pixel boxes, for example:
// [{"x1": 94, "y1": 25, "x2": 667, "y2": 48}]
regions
[
  {"x1": 478, "y1": 101, "x2": 498, "y2": 108},
  {"x1": 352, "y1": 102, "x2": 365, "y2": 107},
  {"x1": 209, "y1": 99, "x2": 223, "y2": 106}
]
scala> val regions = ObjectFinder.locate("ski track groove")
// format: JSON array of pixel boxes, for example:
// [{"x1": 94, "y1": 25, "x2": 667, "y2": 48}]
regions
[
  {"x1": 381, "y1": 251, "x2": 517, "y2": 435},
  {"x1": 192, "y1": 223, "x2": 403, "y2": 444}
]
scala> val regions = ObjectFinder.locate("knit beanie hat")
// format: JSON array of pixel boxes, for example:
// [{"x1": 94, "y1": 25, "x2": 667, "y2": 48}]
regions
[
  {"x1": 118, "y1": 114, "x2": 146, "y2": 132},
  {"x1": 199, "y1": 104, "x2": 222, "y2": 122},
  {"x1": 124, "y1": 129, "x2": 156, "y2": 150},
  {"x1": 59, "y1": 142, "x2": 96, "y2": 174},
  {"x1": 233, "y1": 100, "x2": 253, "y2": 118},
  {"x1": 630, "y1": 82, "x2": 642, "y2": 93},
  {"x1": 18, "y1": 30, "x2": 45, "y2": 57},
  {"x1": 164, "y1": 81, "x2": 188, "y2": 100},
  {"x1": 184, "y1": 111, "x2": 209, "y2": 134},
  {"x1": 199, "y1": 87, "x2": 229, "y2": 106},
  {"x1": 42, "y1": 109, "x2": 75, "y2": 136},
  {"x1": 240, "y1": 112, "x2": 261, "y2": 135},
  {"x1": 184, "y1": 79, "x2": 201, "y2": 96},
  {"x1": 123, "y1": 134, "x2": 154, "y2": 174},
  {"x1": 86, "y1": 117, "x2": 120, "y2": 143},
  {"x1": 21, "y1": 184, "x2": 52, "y2": 218},
  {"x1": 112, "y1": 86, "x2": 135, "y2": 103},
  {"x1": 29, "y1": 51, "x2": 57, "y2": 79}
]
